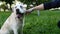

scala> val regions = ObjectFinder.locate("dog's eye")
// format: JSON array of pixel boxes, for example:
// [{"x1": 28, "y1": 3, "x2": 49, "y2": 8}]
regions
[{"x1": 20, "y1": 6, "x2": 23, "y2": 8}]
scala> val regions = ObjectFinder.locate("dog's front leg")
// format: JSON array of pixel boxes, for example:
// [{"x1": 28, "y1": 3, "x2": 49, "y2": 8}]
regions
[{"x1": 13, "y1": 28, "x2": 18, "y2": 34}]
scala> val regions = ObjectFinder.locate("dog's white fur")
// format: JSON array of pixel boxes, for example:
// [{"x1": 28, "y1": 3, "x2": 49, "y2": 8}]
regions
[{"x1": 0, "y1": 3, "x2": 26, "y2": 34}]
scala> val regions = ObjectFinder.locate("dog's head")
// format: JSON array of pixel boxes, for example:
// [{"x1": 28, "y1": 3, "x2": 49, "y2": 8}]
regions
[{"x1": 15, "y1": 3, "x2": 26, "y2": 18}]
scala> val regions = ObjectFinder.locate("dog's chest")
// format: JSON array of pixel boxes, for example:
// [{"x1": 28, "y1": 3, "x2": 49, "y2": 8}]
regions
[{"x1": 10, "y1": 13, "x2": 23, "y2": 28}]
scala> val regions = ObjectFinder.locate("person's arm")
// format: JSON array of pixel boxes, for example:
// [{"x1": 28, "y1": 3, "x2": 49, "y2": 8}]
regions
[
  {"x1": 32, "y1": 4, "x2": 44, "y2": 10},
  {"x1": 26, "y1": 4, "x2": 44, "y2": 12},
  {"x1": 26, "y1": 0, "x2": 60, "y2": 12},
  {"x1": 44, "y1": 0, "x2": 60, "y2": 10}
]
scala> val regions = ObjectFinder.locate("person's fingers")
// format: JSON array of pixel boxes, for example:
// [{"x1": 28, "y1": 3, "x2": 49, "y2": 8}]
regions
[
  {"x1": 25, "y1": 10, "x2": 31, "y2": 12},
  {"x1": 25, "y1": 10, "x2": 31, "y2": 15},
  {"x1": 26, "y1": 10, "x2": 31, "y2": 13},
  {"x1": 26, "y1": 8, "x2": 34, "y2": 12}
]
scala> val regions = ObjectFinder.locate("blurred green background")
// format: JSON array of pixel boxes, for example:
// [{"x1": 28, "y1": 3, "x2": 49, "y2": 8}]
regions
[
  {"x1": 0, "y1": 10, "x2": 60, "y2": 34},
  {"x1": 0, "y1": 0, "x2": 60, "y2": 34}
]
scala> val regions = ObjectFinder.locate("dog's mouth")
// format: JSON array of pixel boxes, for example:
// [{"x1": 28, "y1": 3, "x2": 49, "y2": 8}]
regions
[
  {"x1": 16, "y1": 9, "x2": 24, "y2": 18},
  {"x1": 17, "y1": 13, "x2": 23, "y2": 18}
]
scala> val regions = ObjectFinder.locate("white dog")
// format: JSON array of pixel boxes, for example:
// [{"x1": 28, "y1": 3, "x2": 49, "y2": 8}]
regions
[{"x1": 0, "y1": 3, "x2": 26, "y2": 34}]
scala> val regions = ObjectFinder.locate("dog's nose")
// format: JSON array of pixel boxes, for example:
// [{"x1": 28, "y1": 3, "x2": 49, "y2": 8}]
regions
[
  {"x1": 16, "y1": 9, "x2": 20, "y2": 14},
  {"x1": 16, "y1": 9, "x2": 19, "y2": 12}
]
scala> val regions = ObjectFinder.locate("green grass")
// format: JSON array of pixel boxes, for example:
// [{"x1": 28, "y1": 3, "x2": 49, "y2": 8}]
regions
[
  {"x1": 0, "y1": 11, "x2": 11, "y2": 28},
  {"x1": 23, "y1": 10, "x2": 60, "y2": 34},
  {"x1": 0, "y1": 10, "x2": 60, "y2": 34}
]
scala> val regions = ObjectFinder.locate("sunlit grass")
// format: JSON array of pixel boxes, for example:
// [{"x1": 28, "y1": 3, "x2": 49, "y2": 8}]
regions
[
  {"x1": 0, "y1": 11, "x2": 11, "y2": 28},
  {"x1": 23, "y1": 10, "x2": 60, "y2": 34},
  {"x1": 0, "y1": 10, "x2": 60, "y2": 34}
]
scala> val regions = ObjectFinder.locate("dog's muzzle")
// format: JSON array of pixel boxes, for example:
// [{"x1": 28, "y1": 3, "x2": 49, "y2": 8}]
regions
[{"x1": 16, "y1": 9, "x2": 24, "y2": 18}]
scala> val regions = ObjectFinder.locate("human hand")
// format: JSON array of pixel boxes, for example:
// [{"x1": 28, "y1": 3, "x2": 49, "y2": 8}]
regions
[{"x1": 26, "y1": 8, "x2": 34, "y2": 12}]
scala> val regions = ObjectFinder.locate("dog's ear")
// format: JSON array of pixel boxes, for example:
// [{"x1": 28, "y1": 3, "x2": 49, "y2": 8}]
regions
[
  {"x1": 11, "y1": 6, "x2": 16, "y2": 12},
  {"x1": 57, "y1": 21, "x2": 60, "y2": 28}
]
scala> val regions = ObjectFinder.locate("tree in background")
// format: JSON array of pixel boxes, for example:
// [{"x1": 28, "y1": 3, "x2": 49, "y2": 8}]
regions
[
  {"x1": 20, "y1": 0, "x2": 51, "y2": 8},
  {"x1": 0, "y1": 0, "x2": 14, "y2": 9},
  {"x1": 0, "y1": 0, "x2": 51, "y2": 9},
  {"x1": 0, "y1": 3, "x2": 7, "y2": 11},
  {"x1": 5, "y1": 0, "x2": 14, "y2": 9}
]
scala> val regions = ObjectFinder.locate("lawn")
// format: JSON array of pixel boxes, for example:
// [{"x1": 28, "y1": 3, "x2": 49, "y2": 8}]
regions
[
  {"x1": 0, "y1": 10, "x2": 60, "y2": 34},
  {"x1": 23, "y1": 10, "x2": 60, "y2": 34},
  {"x1": 0, "y1": 11, "x2": 11, "y2": 28}
]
